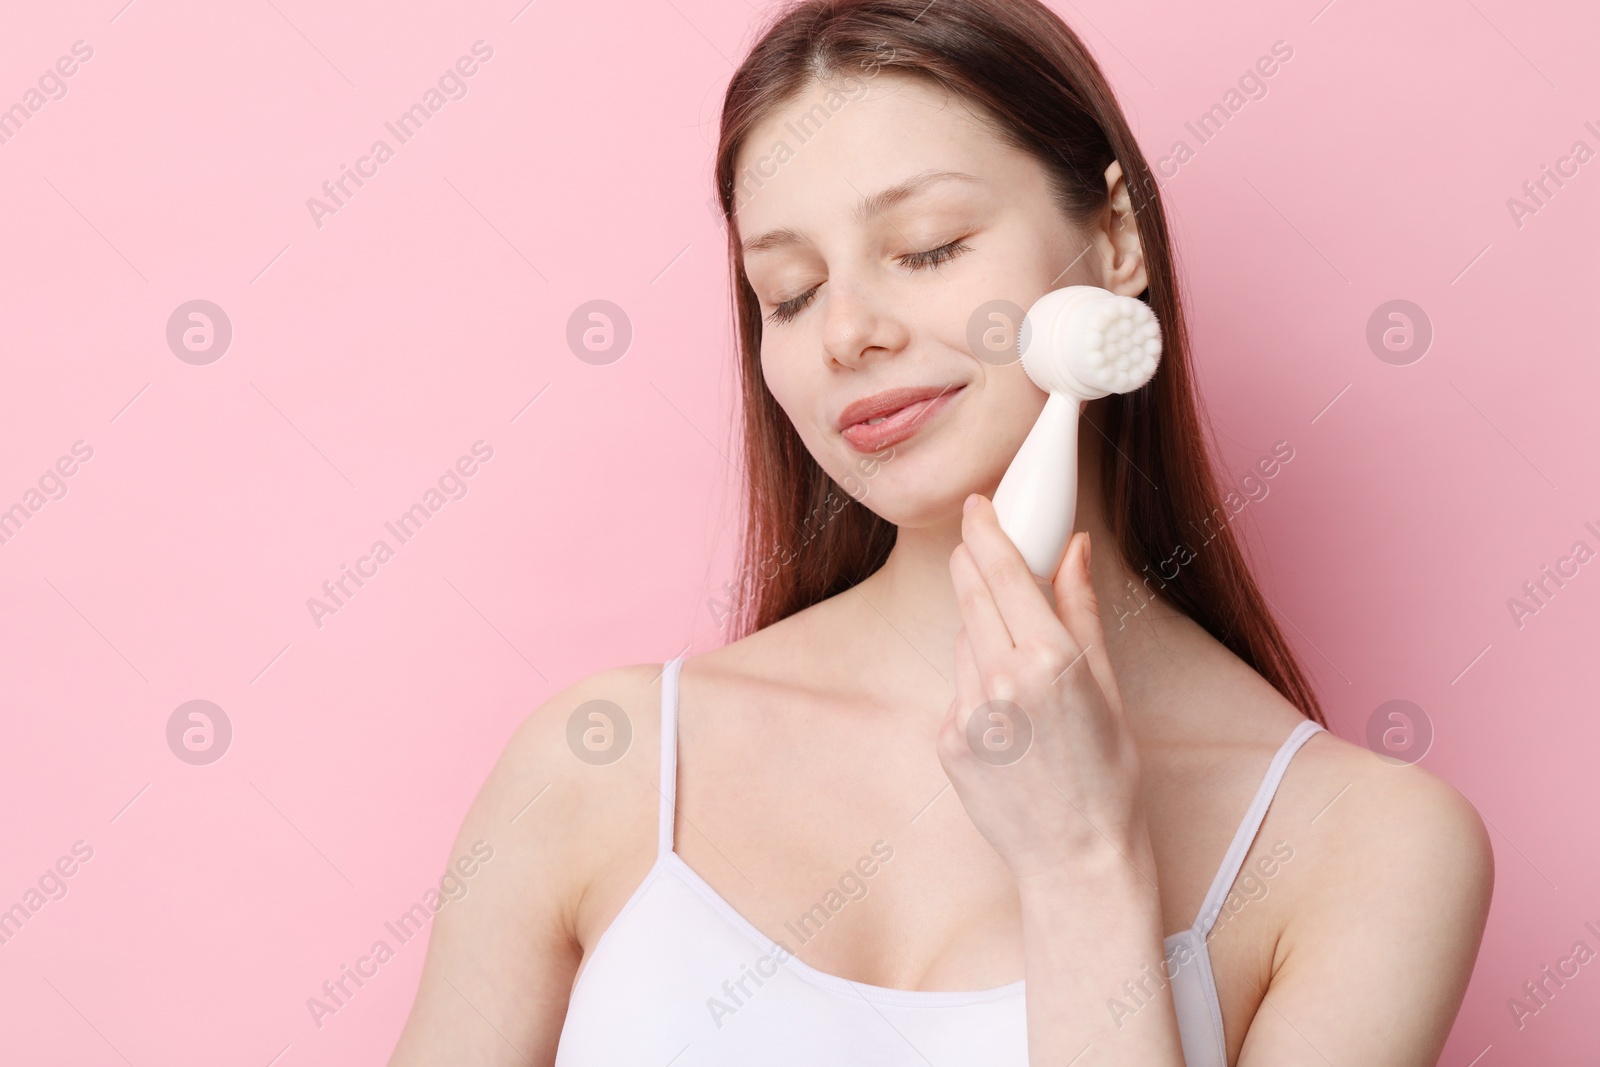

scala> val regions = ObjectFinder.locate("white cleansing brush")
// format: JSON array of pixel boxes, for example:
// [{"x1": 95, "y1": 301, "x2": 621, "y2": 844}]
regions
[{"x1": 991, "y1": 285, "x2": 1162, "y2": 578}]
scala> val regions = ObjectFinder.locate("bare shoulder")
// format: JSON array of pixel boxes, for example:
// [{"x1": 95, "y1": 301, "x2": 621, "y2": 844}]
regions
[
  {"x1": 492, "y1": 660, "x2": 668, "y2": 792},
  {"x1": 459, "y1": 661, "x2": 672, "y2": 931},
  {"x1": 1269, "y1": 727, "x2": 1495, "y2": 953},
  {"x1": 1188, "y1": 719, "x2": 1497, "y2": 1062},
  {"x1": 419, "y1": 660, "x2": 670, "y2": 975},
  {"x1": 1144, "y1": 612, "x2": 1493, "y2": 929},
  {"x1": 1217, "y1": 728, "x2": 1497, "y2": 1060},
  {"x1": 1281, "y1": 730, "x2": 1493, "y2": 884},
  {"x1": 387, "y1": 662, "x2": 672, "y2": 1065}
]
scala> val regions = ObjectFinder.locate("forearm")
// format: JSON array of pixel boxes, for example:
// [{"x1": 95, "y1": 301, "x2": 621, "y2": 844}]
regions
[{"x1": 1018, "y1": 835, "x2": 1187, "y2": 1065}]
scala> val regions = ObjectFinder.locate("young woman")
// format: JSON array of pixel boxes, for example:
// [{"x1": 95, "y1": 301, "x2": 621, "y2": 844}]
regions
[{"x1": 390, "y1": 1, "x2": 1493, "y2": 1063}]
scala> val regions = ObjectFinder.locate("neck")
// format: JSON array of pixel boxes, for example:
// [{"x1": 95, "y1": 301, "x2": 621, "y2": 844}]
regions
[{"x1": 844, "y1": 406, "x2": 1186, "y2": 713}]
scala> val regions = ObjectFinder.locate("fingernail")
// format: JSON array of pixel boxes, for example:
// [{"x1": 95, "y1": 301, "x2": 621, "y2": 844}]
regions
[
  {"x1": 1082, "y1": 532, "x2": 1093, "y2": 575},
  {"x1": 964, "y1": 493, "x2": 980, "y2": 513}
]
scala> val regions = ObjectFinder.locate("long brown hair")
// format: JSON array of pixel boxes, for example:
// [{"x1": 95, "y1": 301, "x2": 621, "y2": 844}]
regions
[{"x1": 711, "y1": 0, "x2": 1326, "y2": 726}]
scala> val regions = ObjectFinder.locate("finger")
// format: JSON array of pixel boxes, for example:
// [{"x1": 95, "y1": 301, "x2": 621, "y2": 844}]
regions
[
  {"x1": 951, "y1": 626, "x2": 986, "y2": 762},
  {"x1": 1051, "y1": 531, "x2": 1123, "y2": 709},
  {"x1": 955, "y1": 624, "x2": 984, "y2": 707},
  {"x1": 957, "y1": 626, "x2": 1035, "y2": 768},
  {"x1": 950, "y1": 539, "x2": 1017, "y2": 672},
  {"x1": 1050, "y1": 531, "x2": 1097, "y2": 651},
  {"x1": 960, "y1": 494, "x2": 1066, "y2": 649},
  {"x1": 939, "y1": 626, "x2": 987, "y2": 768},
  {"x1": 948, "y1": 625, "x2": 984, "y2": 734}
]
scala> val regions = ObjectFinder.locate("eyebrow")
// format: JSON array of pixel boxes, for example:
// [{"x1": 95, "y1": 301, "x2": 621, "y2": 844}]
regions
[{"x1": 739, "y1": 169, "x2": 982, "y2": 255}]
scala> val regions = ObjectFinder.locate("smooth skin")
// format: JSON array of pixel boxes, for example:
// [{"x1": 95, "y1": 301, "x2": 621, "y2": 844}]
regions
[{"x1": 390, "y1": 72, "x2": 1493, "y2": 1066}]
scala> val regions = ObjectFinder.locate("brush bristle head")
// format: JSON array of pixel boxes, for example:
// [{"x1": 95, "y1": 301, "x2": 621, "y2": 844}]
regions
[{"x1": 1018, "y1": 286, "x2": 1162, "y2": 398}]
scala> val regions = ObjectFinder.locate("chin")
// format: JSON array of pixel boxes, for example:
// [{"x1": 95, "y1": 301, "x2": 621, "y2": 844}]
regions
[{"x1": 828, "y1": 446, "x2": 999, "y2": 530}]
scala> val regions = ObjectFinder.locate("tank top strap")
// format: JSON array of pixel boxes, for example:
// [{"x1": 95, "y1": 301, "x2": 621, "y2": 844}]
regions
[
  {"x1": 657, "y1": 654, "x2": 686, "y2": 858},
  {"x1": 1192, "y1": 718, "x2": 1325, "y2": 937}
]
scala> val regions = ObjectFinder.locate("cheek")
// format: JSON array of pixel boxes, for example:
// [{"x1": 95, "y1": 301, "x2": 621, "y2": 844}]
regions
[
  {"x1": 759, "y1": 343, "x2": 837, "y2": 456},
  {"x1": 758, "y1": 343, "x2": 807, "y2": 421},
  {"x1": 987, "y1": 370, "x2": 1046, "y2": 454}
]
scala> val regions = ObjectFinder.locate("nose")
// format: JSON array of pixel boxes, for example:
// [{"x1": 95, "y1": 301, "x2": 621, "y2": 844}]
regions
[{"x1": 820, "y1": 274, "x2": 910, "y2": 370}]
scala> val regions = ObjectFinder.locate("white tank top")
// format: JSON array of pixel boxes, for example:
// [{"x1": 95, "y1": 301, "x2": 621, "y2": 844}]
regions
[{"x1": 555, "y1": 655, "x2": 1324, "y2": 1066}]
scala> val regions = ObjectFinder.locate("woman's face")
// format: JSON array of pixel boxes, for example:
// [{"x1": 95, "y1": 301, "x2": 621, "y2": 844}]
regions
[{"x1": 734, "y1": 72, "x2": 1140, "y2": 529}]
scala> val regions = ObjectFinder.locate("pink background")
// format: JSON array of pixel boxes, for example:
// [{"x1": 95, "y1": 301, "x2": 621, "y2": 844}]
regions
[{"x1": 1, "y1": 0, "x2": 1596, "y2": 1063}]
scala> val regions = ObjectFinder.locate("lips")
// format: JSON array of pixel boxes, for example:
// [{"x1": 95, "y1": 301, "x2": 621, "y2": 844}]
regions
[{"x1": 837, "y1": 384, "x2": 964, "y2": 453}]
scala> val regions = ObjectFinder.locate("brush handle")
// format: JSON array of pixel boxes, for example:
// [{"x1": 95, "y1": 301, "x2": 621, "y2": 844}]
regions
[{"x1": 991, "y1": 390, "x2": 1080, "y2": 580}]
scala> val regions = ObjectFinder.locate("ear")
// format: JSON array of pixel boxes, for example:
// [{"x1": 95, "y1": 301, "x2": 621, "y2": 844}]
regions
[{"x1": 1095, "y1": 160, "x2": 1149, "y2": 298}]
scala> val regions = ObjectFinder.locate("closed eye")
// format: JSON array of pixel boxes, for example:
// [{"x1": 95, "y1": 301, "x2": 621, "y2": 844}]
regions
[
  {"x1": 898, "y1": 237, "x2": 972, "y2": 271},
  {"x1": 763, "y1": 238, "x2": 975, "y2": 325}
]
